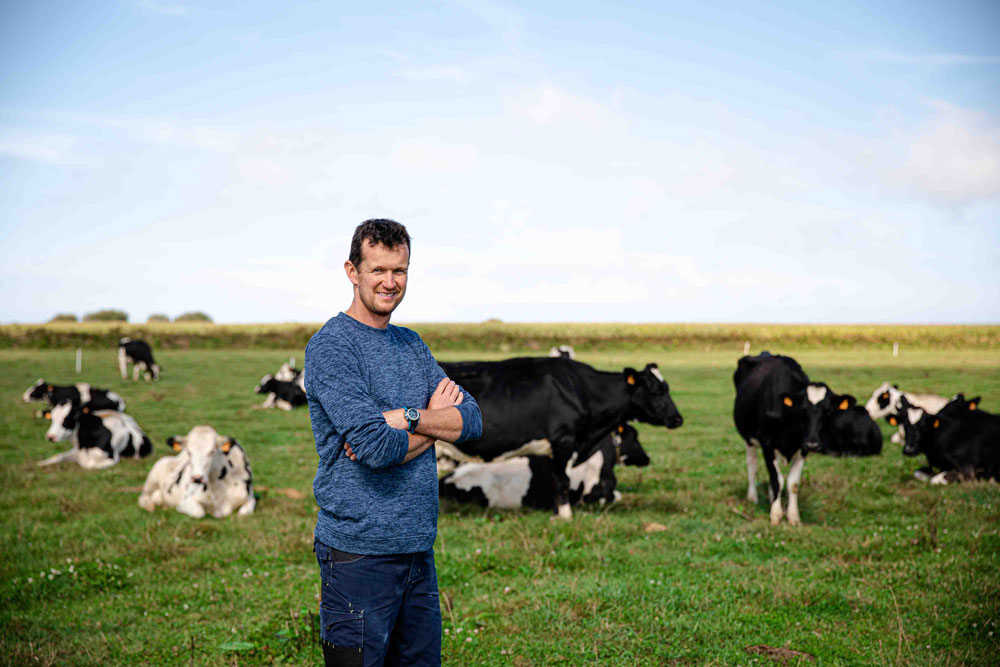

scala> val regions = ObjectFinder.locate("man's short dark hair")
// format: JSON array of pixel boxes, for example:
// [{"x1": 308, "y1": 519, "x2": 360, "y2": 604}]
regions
[{"x1": 349, "y1": 219, "x2": 412, "y2": 268}]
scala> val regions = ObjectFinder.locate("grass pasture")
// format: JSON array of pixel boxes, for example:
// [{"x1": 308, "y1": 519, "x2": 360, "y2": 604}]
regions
[{"x1": 1, "y1": 341, "x2": 999, "y2": 665}]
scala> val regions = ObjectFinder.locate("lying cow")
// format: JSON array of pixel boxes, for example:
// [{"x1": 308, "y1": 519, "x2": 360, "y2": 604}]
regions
[
  {"x1": 900, "y1": 394, "x2": 999, "y2": 484},
  {"x1": 734, "y1": 352, "x2": 881, "y2": 526},
  {"x1": 274, "y1": 358, "x2": 306, "y2": 391},
  {"x1": 864, "y1": 382, "x2": 948, "y2": 443},
  {"x1": 548, "y1": 345, "x2": 576, "y2": 360},
  {"x1": 118, "y1": 337, "x2": 160, "y2": 381},
  {"x1": 256, "y1": 373, "x2": 307, "y2": 410},
  {"x1": 437, "y1": 357, "x2": 682, "y2": 519},
  {"x1": 22, "y1": 379, "x2": 125, "y2": 414},
  {"x1": 138, "y1": 425, "x2": 256, "y2": 518},
  {"x1": 38, "y1": 402, "x2": 151, "y2": 469},
  {"x1": 439, "y1": 424, "x2": 649, "y2": 509}
]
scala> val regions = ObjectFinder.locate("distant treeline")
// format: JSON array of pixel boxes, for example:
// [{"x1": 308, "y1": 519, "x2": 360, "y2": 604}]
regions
[{"x1": 1, "y1": 322, "x2": 997, "y2": 350}]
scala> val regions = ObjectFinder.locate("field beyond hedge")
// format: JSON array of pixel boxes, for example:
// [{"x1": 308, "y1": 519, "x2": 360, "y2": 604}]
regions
[
  {"x1": 2, "y1": 340, "x2": 999, "y2": 665},
  {"x1": 2, "y1": 321, "x2": 998, "y2": 351}
]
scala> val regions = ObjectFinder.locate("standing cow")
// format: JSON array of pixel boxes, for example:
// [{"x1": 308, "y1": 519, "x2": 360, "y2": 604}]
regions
[
  {"x1": 734, "y1": 352, "x2": 880, "y2": 526},
  {"x1": 138, "y1": 425, "x2": 256, "y2": 518},
  {"x1": 118, "y1": 337, "x2": 160, "y2": 381},
  {"x1": 437, "y1": 357, "x2": 683, "y2": 519}
]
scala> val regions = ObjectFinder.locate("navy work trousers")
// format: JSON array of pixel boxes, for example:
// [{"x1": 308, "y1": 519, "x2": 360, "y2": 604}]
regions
[{"x1": 315, "y1": 539, "x2": 442, "y2": 666}]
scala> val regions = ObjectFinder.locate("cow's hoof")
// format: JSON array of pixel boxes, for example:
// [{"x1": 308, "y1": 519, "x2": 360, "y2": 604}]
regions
[{"x1": 787, "y1": 514, "x2": 801, "y2": 526}]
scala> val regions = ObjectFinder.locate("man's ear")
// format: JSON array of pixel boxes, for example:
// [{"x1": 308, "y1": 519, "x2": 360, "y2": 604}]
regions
[{"x1": 344, "y1": 260, "x2": 359, "y2": 286}]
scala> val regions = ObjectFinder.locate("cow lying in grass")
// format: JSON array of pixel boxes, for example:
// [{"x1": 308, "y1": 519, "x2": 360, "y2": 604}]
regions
[
  {"x1": 899, "y1": 394, "x2": 999, "y2": 484},
  {"x1": 255, "y1": 373, "x2": 307, "y2": 410},
  {"x1": 138, "y1": 425, "x2": 256, "y2": 518},
  {"x1": 864, "y1": 382, "x2": 948, "y2": 444},
  {"x1": 23, "y1": 379, "x2": 126, "y2": 415},
  {"x1": 38, "y1": 402, "x2": 151, "y2": 470},
  {"x1": 438, "y1": 424, "x2": 649, "y2": 510}
]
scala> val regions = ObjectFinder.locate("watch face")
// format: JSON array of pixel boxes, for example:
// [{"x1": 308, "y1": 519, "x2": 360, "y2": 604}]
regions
[{"x1": 406, "y1": 408, "x2": 419, "y2": 421}]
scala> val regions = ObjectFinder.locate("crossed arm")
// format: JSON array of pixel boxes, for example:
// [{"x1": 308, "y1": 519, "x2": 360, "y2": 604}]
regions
[{"x1": 344, "y1": 377, "x2": 465, "y2": 464}]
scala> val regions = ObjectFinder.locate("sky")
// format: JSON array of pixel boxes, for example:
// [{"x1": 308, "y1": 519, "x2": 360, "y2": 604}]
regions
[{"x1": 1, "y1": 1, "x2": 998, "y2": 325}]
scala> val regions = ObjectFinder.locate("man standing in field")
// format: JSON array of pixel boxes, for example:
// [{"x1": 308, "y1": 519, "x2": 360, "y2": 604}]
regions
[{"x1": 304, "y1": 219, "x2": 482, "y2": 666}]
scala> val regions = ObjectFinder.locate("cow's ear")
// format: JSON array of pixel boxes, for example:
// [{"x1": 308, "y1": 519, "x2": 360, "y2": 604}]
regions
[
  {"x1": 220, "y1": 438, "x2": 233, "y2": 453},
  {"x1": 838, "y1": 398, "x2": 849, "y2": 410},
  {"x1": 888, "y1": 416, "x2": 898, "y2": 426},
  {"x1": 623, "y1": 368, "x2": 637, "y2": 387},
  {"x1": 892, "y1": 384, "x2": 899, "y2": 389},
  {"x1": 43, "y1": 411, "x2": 51, "y2": 420},
  {"x1": 167, "y1": 436, "x2": 185, "y2": 452},
  {"x1": 969, "y1": 396, "x2": 980, "y2": 411}
]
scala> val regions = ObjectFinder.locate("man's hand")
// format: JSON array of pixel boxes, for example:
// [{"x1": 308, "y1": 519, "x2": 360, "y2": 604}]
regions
[
  {"x1": 428, "y1": 377, "x2": 464, "y2": 410},
  {"x1": 344, "y1": 442, "x2": 357, "y2": 461}
]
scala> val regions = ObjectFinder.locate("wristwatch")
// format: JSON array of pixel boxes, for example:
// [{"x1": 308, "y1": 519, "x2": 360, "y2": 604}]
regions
[{"x1": 403, "y1": 407, "x2": 420, "y2": 433}]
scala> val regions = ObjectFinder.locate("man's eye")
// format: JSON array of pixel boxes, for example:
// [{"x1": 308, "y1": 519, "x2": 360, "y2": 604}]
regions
[{"x1": 395, "y1": 270, "x2": 407, "y2": 276}]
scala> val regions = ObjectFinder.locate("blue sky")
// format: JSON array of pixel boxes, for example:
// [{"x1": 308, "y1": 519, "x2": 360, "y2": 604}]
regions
[{"x1": 1, "y1": 0, "x2": 998, "y2": 324}]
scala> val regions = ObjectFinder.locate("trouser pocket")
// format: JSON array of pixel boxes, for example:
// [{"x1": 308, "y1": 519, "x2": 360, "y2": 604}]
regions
[{"x1": 320, "y1": 610, "x2": 364, "y2": 666}]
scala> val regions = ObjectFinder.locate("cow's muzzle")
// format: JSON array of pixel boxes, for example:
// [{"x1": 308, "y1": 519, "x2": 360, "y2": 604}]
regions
[
  {"x1": 667, "y1": 415, "x2": 683, "y2": 429},
  {"x1": 803, "y1": 440, "x2": 822, "y2": 452}
]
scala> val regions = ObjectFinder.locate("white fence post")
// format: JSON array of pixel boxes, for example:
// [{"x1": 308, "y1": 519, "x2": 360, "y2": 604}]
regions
[
  {"x1": 892, "y1": 342, "x2": 899, "y2": 358},
  {"x1": 76, "y1": 348, "x2": 82, "y2": 374},
  {"x1": 743, "y1": 341, "x2": 750, "y2": 355}
]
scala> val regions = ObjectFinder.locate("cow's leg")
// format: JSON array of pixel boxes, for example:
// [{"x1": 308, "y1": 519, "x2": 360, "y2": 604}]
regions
[
  {"x1": 762, "y1": 448, "x2": 784, "y2": 525},
  {"x1": 37, "y1": 449, "x2": 78, "y2": 467},
  {"x1": 785, "y1": 450, "x2": 806, "y2": 526},
  {"x1": 550, "y1": 447, "x2": 574, "y2": 520},
  {"x1": 237, "y1": 495, "x2": 256, "y2": 515},
  {"x1": 890, "y1": 428, "x2": 902, "y2": 444},
  {"x1": 118, "y1": 348, "x2": 128, "y2": 380},
  {"x1": 133, "y1": 362, "x2": 141, "y2": 381},
  {"x1": 276, "y1": 399, "x2": 293, "y2": 411},
  {"x1": 745, "y1": 440, "x2": 759, "y2": 503},
  {"x1": 177, "y1": 494, "x2": 207, "y2": 518}
]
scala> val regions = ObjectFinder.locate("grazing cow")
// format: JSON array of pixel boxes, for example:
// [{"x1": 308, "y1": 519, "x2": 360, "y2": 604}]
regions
[
  {"x1": 118, "y1": 338, "x2": 160, "y2": 381},
  {"x1": 138, "y1": 425, "x2": 256, "y2": 518},
  {"x1": 38, "y1": 402, "x2": 151, "y2": 469},
  {"x1": 255, "y1": 373, "x2": 307, "y2": 410},
  {"x1": 864, "y1": 382, "x2": 948, "y2": 443},
  {"x1": 899, "y1": 394, "x2": 999, "y2": 484},
  {"x1": 436, "y1": 357, "x2": 683, "y2": 519},
  {"x1": 548, "y1": 345, "x2": 576, "y2": 360},
  {"x1": 22, "y1": 379, "x2": 125, "y2": 413},
  {"x1": 439, "y1": 424, "x2": 649, "y2": 509},
  {"x1": 734, "y1": 353, "x2": 878, "y2": 526}
]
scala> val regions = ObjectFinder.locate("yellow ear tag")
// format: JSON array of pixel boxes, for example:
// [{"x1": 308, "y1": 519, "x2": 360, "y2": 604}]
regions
[
  {"x1": 839, "y1": 399, "x2": 849, "y2": 410},
  {"x1": 617, "y1": 425, "x2": 624, "y2": 433},
  {"x1": 783, "y1": 397, "x2": 793, "y2": 407},
  {"x1": 47, "y1": 385, "x2": 53, "y2": 391},
  {"x1": 889, "y1": 416, "x2": 897, "y2": 426},
  {"x1": 933, "y1": 419, "x2": 940, "y2": 429},
  {"x1": 626, "y1": 376, "x2": 635, "y2": 385},
  {"x1": 221, "y1": 440, "x2": 232, "y2": 453},
  {"x1": 171, "y1": 441, "x2": 183, "y2": 452},
  {"x1": 82, "y1": 406, "x2": 90, "y2": 414},
  {"x1": 43, "y1": 411, "x2": 51, "y2": 420},
  {"x1": 970, "y1": 402, "x2": 977, "y2": 411},
  {"x1": 882, "y1": 392, "x2": 889, "y2": 400}
]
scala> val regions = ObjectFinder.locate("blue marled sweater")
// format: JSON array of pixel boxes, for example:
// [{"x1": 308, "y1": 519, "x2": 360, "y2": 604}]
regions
[{"x1": 305, "y1": 313, "x2": 481, "y2": 554}]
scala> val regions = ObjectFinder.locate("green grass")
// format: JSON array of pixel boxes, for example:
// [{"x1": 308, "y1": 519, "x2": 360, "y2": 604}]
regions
[{"x1": 1, "y1": 345, "x2": 999, "y2": 665}]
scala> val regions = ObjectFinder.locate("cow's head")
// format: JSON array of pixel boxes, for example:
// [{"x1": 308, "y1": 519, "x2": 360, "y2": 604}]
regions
[
  {"x1": 256, "y1": 374, "x2": 275, "y2": 394},
  {"x1": 942, "y1": 393, "x2": 980, "y2": 416},
  {"x1": 864, "y1": 382, "x2": 902, "y2": 420},
  {"x1": 45, "y1": 401, "x2": 84, "y2": 442},
  {"x1": 784, "y1": 383, "x2": 855, "y2": 453},
  {"x1": 898, "y1": 396, "x2": 932, "y2": 456},
  {"x1": 624, "y1": 364, "x2": 683, "y2": 429},
  {"x1": 613, "y1": 424, "x2": 650, "y2": 467},
  {"x1": 274, "y1": 363, "x2": 299, "y2": 383},
  {"x1": 23, "y1": 378, "x2": 49, "y2": 403},
  {"x1": 166, "y1": 425, "x2": 237, "y2": 487}
]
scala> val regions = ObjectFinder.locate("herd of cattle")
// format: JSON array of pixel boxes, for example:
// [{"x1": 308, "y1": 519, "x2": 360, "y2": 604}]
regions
[{"x1": 21, "y1": 340, "x2": 1000, "y2": 525}]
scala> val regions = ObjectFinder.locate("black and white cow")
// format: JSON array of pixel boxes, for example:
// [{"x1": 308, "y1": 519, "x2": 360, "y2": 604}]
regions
[
  {"x1": 255, "y1": 373, "x2": 308, "y2": 410},
  {"x1": 38, "y1": 402, "x2": 151, "y2": 469},
  {"x1": 274, "y1": 358, "x2": 306, "y2": 392},
  {"x1": 899, "y1": 394, "x2": 999, "y2": 484},
  {"x1": 138, "y1": 425, "x2": 256, "y2": 518},
  {"x1": 437, "y1": 357, "x2": 683, "y2": 519},
  {"x1": 864, "y1": 382, "x2": 948, "y2": 443},
  {"x1": 734, "y1": 352, "x2": 880, "y2": 526},
  {"x1": 22, "y1": 379, "x2": 125, "y2": 414},
  {"x1": 118, "y1": 337, "x2": 160, "y2": 381},
  {"x1": 548, "y1": 345, "x2": 576, "y2": 360},
  {"x1": 439, "y1": 424, "x2": 649, "y2": 509}
]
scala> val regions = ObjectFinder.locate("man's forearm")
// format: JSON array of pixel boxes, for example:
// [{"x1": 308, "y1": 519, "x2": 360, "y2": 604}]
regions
[
  {"x1": 384, "y1": 406, "x2": 464, "y2": 443},
  {"x1": 401, "y1": 432, "x2": 435, "y2": 463}
]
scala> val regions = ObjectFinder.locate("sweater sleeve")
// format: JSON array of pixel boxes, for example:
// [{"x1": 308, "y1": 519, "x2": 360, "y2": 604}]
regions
[
  {"x1": 305, "y1": 336, "x2": 409, "y2": 469},
  {"x1": 422, "y1": 343, "x2": 483, "y2": 443}
]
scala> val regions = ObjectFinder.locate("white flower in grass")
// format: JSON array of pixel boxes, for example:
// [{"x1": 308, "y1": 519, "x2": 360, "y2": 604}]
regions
[
  {"x1": 444, "y1": 629, "x2": 450, "y2": 635},
  {"x1": 457, "y1": 628, "x2": 463, "y2": 634},
  {"x1": 231, "y1": 628, "x2": 237, "y2": 634},
  {"x1": 503, "y1": 586, "x2": 511, "y2": 594},
  {"x1": 27, "y1": 578, "x2": 33, "y2": 584},
  {"x1": 183, "y1": 604, "x2": 189, "y2": 610},
  {"x1": 466, "y1": 637, "x2": 472, "y2": 643}
]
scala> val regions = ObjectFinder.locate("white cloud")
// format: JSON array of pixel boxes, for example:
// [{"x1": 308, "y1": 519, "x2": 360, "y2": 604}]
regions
[
  {"x1": 390, "y1": 139, "x2": 479, "y2": 173},
  {"x1": 395, "y1": 65, "x2": 469, "y2": 84},
  {"x1": 0, "y1": 132, "x2": 101, "y2": 168}
]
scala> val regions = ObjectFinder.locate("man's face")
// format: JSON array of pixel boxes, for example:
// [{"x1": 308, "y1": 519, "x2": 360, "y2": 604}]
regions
[{"x1": 349, "y1": 241, "x2": 410, "y2": 318}]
